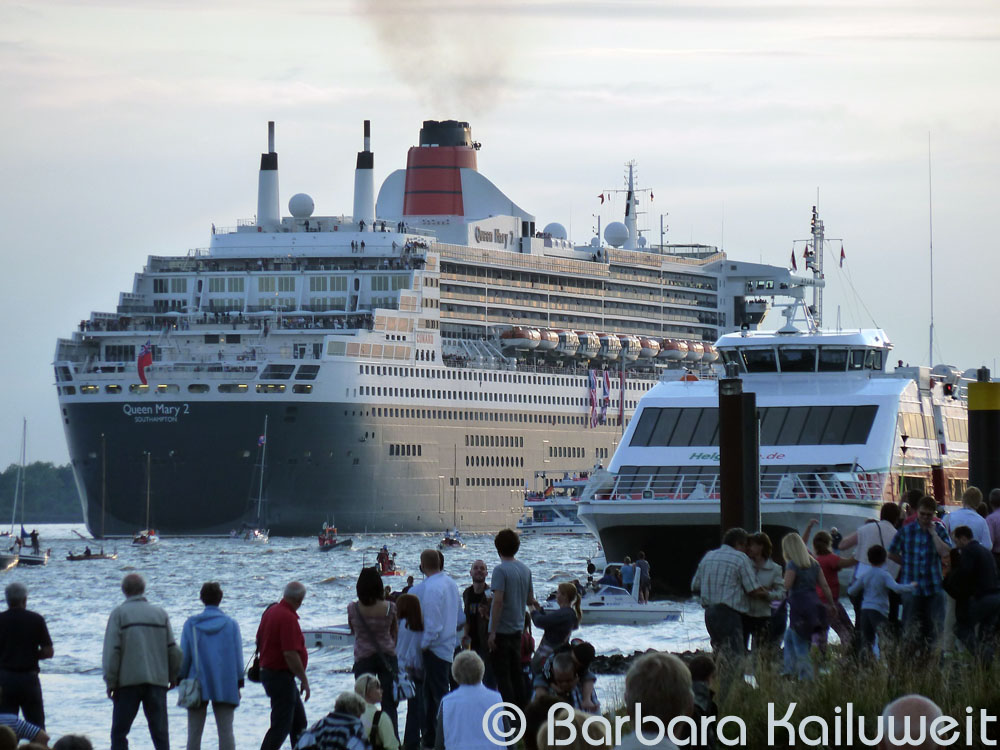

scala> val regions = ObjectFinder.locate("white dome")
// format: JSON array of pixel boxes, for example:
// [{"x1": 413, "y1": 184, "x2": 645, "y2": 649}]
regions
[
  {"x1": 604, "y1": 222, "x2": 629, "y2": 248},
  {"x1": 288, "y1": 193, "x2": 315, "y2": 218},
  {"x1": 542, "y1": 222, "x2": 567, "y2": 240}
]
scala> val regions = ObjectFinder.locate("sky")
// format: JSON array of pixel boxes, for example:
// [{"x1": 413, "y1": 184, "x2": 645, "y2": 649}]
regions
[{"x1": 1, "y1": 0, "x2": 999, "y2": 466}]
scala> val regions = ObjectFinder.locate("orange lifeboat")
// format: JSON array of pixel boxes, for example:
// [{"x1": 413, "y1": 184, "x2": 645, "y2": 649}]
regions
[
  {"x1": 639, "y1": 337, "x2": 661, "y2": 359},
  {"x1": 574, "y1": 331, "x2": 601, "y2": 359},
  {"x1": 500, "y1": 327, "x2": 541, "y2": 350},
  {"x1": 659, "y1": 339, "x2": 688, "y2": 361},
  {"x1": 685, "y1": 341, "x2": 705, "y2": 362},
  {"x1": 598, "y1": 333, "x2": 622, "y2": 361},
  {"x1": 554, "y1": 329, "x2": 580, "y2": 357},
  {"x1": 702, "y1": 343, "x2": 720, "y2": 363},
  {"x1": 617, "y1": 334, "x2": 641, "y2": 362},
  {"x1": 537, "y1": 329, "x2": 559, "y2": 351}
]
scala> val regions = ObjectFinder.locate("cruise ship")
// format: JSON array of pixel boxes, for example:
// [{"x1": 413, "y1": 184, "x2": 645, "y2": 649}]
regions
[
  {"x1": 577, "y1": 211, "x2": 974, "y2": 592},
  {"x1": 55, "y1": 118, "x2": 796, "y2": 536}
]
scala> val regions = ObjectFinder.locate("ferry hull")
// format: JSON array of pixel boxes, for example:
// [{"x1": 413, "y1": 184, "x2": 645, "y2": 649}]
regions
[
  {"x1": 578, "y1": 498, "x2": 879, "y2": 594},
  {"x1": 61, "y1": 399, "x2": 619, "y2": 536}
]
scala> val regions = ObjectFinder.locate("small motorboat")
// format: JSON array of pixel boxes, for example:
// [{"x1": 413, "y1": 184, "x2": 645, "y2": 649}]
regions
[
  {"x1": 66, "y1": 548, "x2": 118, "y2": 561},
  {"x1": 438, "y1": 528, "x2": 465, "y2": 550},
  {"x1": 319, "y1": 523, "x2": 352, "y2": 551},
  {"x1": 302, "y1": 624, "x2": 355, "y2": 649},
  {"x1": 132, "y1": 529, "x2": 159, "y2": 546},
  {"x1": 17, "y1": 549, "x2": 50, "y2": 567},
  {"x1": 376, "y1": 547, "x2": 405, "y2": 577},
  {"x1": 545, "y1": 575, "x2": 681, "y2": 626}
]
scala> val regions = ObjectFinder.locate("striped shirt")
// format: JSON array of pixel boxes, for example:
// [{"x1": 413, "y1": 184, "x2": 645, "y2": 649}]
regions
[
  {"x1": 691, "y1": 545, "x2": 759, "y2": 614},
  {"x1": 0, "y1": 713, "x2": 41, "y2": 742}
]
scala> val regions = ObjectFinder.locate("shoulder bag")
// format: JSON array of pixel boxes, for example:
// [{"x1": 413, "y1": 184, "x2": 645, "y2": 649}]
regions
[
  {"x1": 177, "y1": 628, "x2": 202, "y2": 708},
  {"x1": 247, "y1": 601, "x2": 278, "y2": 683}
]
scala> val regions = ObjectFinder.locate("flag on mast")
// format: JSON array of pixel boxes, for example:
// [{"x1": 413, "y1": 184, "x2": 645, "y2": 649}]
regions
[
  {"x1": 790, "y1": 250, "x2": 797, "y2": 271},
  {"x1": 840, "y1": 244, "x2": 846, "y2": 267}
]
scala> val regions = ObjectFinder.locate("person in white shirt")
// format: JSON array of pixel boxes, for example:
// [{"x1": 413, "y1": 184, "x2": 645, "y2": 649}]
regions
[
  {"x1": 943, "y1": 487, "x2": 992, "y2": 547},
  {"x1": 412, "y1": 549, "x2": 460, "y2": 749},
  {"x1": 434, "y1": 651, "x2": 503, "y2": 749}
]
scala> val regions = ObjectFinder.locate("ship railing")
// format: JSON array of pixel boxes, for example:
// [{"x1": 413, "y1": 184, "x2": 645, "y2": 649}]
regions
[{"x1": 588, "y1": 471, "x2": 883, "y2": 504}]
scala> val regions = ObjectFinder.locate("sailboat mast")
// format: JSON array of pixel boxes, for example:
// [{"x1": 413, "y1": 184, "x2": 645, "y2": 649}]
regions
[
  {"x1": 101, "y1": 433, "x2": 107, "y2": 540},
  {"x1": 145, "y1": 451, "x2": 151, "y2": 530},
  {"x1": 257, "y1": 415, "x2": 268, "y2": 523},
  {"x1": 10, "y1": 419, "x2": 25, "y2": 533},
  {"x1": 928, "y1": 133, "x2": 935, "y2": 367}
]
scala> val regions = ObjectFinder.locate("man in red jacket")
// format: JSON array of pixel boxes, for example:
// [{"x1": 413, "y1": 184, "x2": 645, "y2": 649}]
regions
[{"x1": 257, "y1": 581, "x2": 309, "y2": 750}]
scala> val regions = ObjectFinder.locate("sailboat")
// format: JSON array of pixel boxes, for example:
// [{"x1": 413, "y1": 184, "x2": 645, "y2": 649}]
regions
[
  {"x1": 438, "y1": 487, "x2": 465, "y2": 550},
  {"x1": 132, "y1": 452, "x2": 159, "y2": 545},
  {"x1": 236, "y1": 417, "x2": 270, "y2": 543},
  {"x1": 8, "y1": 420, "x2": 48, "y2": 566},
  {"x1": 68, "y1": 435, "x2": 117, "y2": 560}
]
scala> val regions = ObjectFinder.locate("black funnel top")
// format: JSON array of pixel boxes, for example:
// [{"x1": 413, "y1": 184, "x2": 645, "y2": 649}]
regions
[{"x1": 419, "y1": 120, "x2": 473, "y2": 147}]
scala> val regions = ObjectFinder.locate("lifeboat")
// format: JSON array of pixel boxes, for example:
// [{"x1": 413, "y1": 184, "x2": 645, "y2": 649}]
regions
[
  {"x1": 500, "y1": 327, "x2": 541, "y2": 350},
  {"x1": 598, "y1": 333, "x2": 622, "y2": 361},
  {"x1": 618, "y1": 334, "x2": 641, "y2": 362},
  {"x1": 555, "y1": 330, "x2": 580, "y2": 357},
  {"x1": 685, "y1": 341, "x2": 705, "y2": 361},
  {"x1": 575, "y1": 331, "x2": 601, "y2": 359},
  {"x1": 659, "y1": 339, "x2": 688, "y2": 361},
  {"x1": 702, "y1": 343, "x2": 720, "y2": 363},
  {"x1": 537, "y1": 329, "x2": 559, "y2": 351},
  {"x1": 639, "y1": 337, "x2": 661, "y2": 359}
]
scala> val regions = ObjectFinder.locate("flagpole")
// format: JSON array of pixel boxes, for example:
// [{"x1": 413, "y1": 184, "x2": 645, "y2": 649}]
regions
[{"x1": 928, "y1": 132, "x2": 935, "y2": 367}]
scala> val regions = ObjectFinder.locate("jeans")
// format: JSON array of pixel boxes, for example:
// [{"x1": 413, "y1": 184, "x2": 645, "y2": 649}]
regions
[
  {"x1": 782, "y1": 629, "x2": 813, "y2": 681},
  {"x1": 490, "y1": 633, "x2": 526, "y2": 710},
  {"x1": 901, "y1": 590, "x2": 945, "y2": 646},
  {"x1": 422, "y1": 651, "x2": 451, "y2": 748},
  {"x1": 402, "y1": 677, "x2": 424, "y2": 750},
  {"x1": 956, "y1": 592, "x2": 1000, "y2": 661},
  {"x1": 0, "y1": 670, "x2": 44, "y2": 728},
  {"x1": 111, "y1": 684, "x2": 169, "y2": 750},
  {"x1": 187, "y1": 702, "x2": 236, "y2": 750},
  {"x1": 353, "y1": 653, "x2": 399, "y2": 736},
  {"x1": 260, "y1": 669, "x2": 307, "y2": 750},
  {"x1": 858, "y1": 609, "x2": 887, "y2": 654},
  {"x1": 705, "y1": 604, "x2": 744, "y2": 656}
]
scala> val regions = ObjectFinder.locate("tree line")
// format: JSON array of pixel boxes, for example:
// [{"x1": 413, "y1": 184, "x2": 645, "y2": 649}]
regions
[{"x1": 0, "y1": 462, "x2": 84, "y2": 523}]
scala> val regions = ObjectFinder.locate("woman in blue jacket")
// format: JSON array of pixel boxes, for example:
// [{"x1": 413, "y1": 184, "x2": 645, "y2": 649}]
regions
[{"x1": 179, "y1": 582, "x2": 244, "y2": 750}]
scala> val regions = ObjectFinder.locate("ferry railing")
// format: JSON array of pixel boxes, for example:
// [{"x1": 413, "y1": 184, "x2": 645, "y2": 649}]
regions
[{"x1": 589, "y1": 471, "x2": 883, "y2": 504}]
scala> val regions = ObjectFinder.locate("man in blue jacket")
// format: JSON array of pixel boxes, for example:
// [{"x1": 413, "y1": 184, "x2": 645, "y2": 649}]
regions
[{"x1": 179, "y1": 582, "x2": 244, "y2": 750}]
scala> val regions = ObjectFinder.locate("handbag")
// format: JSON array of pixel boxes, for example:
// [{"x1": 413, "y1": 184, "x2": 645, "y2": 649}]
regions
[
  {"x1": 177, "y1": 628, "x2": 202, "y2": 708},
  {"x1": 247, "y1": 601, "x2": 277, "y2": 683}
]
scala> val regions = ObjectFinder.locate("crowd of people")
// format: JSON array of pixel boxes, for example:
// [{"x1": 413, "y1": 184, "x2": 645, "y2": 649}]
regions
[{"x1": 691, "y1": 486, "x2": 1000, "y2": 684}]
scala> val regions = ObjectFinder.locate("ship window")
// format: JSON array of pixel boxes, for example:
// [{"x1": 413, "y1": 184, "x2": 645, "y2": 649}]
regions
[
  {"x1": 819, "y1": 406, "x2": 853, "y2": 443},
  {"x1": 689, "y1": 409, "x2": 719, "y2": 446},
  {"x1": 204, "y1": 334, "x2": 220, "y2": 344},
  {"x1": 778, "y1": 348, "x2": 816, "y2": 373},
  {"x1": 295, "y1": 365, "x2": 320, "y2": 380},
  {"x1": 218, "y1": 383, "x2": 248, "y2": 393},
  {"x1": 105, "y1": 385, "x2": 122, "y2": 394},
  {"x1": 844, "y1": 405, "x2": 878, "y2": 443},
  {"x1": 80, "y1": 385, "x2": 99, "y2": 394},
  {"x1": 188, "y1": 384, "x2": 209, "y2": 393},
  {"x1": 799, "y1": 406, "x2": 832, "y2": 444},
  {"x1": 849, "y1": 349, "x2": 865, "y2": 370},
  {"x1": 256, "y1": 384, "x2": 286, "y2": 393},
  {"x1": 741, "y1": 348, "x2": 777, "y2": 373},
  {"x1": 777, "y1": 407, "x2": 809, "y2": 444},
  {"x1": 865, "y1": 349, "x2": 883, "y2": 370},
  {"x1": 818, "y1": 348, "x2": 848, "y2": 372},
  {"x1": 156, "y1": 384, "x2": 179, "y2": 393},
  {"x1": 225, "y1": 334, "x2": 241, "y2": 344},
  {"x1": 293, "y1": 384, "x2": 313, "y2": 394},
  {"x1": 129, "y1": 384, "x2": 149, "y2": 394},
  {"x1": 260, "y1": 364, "x2": 295, "y2": 380},
  {"x1": 62, "y1": 386, "x2": 76, "y2": 395}
]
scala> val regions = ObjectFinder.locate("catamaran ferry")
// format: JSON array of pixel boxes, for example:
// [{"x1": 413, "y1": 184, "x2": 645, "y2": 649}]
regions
[
  {"x1": 55, "y1": 118, "x2": 799, "y2": 536},
  {"x1": 577, "y1": 212, "x2": 975, "y2": 592}
]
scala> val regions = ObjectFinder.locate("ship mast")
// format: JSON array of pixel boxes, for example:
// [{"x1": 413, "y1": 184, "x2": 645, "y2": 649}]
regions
[
  {"x1": 257, "y1": 415, "x2": 268, "y2": 525},
  {"x1": 810, "y1": 204, "x2": 824, "y2": 328},
  {"x1": 624, "y1": 161, "x2": 639, "y2": 250}
]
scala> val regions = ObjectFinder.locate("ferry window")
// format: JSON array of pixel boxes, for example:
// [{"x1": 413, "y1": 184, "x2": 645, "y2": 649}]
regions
[
  {"x1": 225, "y1": 334, "x2": 241, "y2": 344},
  {"x1": 819, "y1": 407, "x2": 853, "y2": 444},
  {"x1": 799, "y1": 406, "x2": 832, "y2": 444},
  {"x1": 256, "y1": 384, "x2": 286, "y2": 393},
  {"x1": 187, "y1": 384, "x2": 209, "y2": 394},
  {"x1": 218, "y1": 384, "x2": 248, "y2": 393},
  {"x1": 720, "y1": 351, "x2": 744, "y2": 372},
  {"x1": 652, "y1": 408, "x2": 685, "y2": 446},
  {"x1": 204, "y1": 334, "x2": 220, "y2": 344},
  {"x1": 777, "y1": 407, "x2": 809, "y2": 444},
  {"x1": 742, "y1": 349, "x2": 777, "y2": 373},
  {"x1": 689, "y1": 409, "x2": 719, "y2": 446},
  {"x1": 778, "y1": 348, "x2": 816, "y2": 373},
  {"x1": 849, "y1": 350, "x2": 865, "y2": 370},
  {"x1": 818, "y1": 349, "x2": 848, "y2": 372},
  {"x1": 865, "y1": 349, "x2": 883, "y2": 370},
  {"x1": 844, "y1": 406, "x2": 878, "y2": 443},
  {"x1": 80, "y1": 385, "x2": 99, "y2": 394},
  {"x1": 62, "y1": 386, "x2": 76, "y2": 395},
  {"x1": 759, "y1": 407, "x2": 787, "y2": 445},
  {"x1": 129, "y1": 384, "x2": 149, "y2": 394}
]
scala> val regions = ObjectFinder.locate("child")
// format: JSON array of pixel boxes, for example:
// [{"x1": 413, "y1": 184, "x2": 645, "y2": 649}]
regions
[
  {"x1": 688, "y1": 654, "x2": 719, "y2": 749},
  {"x1": 847, "y1": 545, "x2": 917, "y2": 654},
  {"x1": 804, "y1": 522, "x2": 856, "y2": 651}
]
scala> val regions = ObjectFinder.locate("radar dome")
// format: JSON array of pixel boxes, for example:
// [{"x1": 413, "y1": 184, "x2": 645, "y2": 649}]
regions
[
  {"x1": 542, "y1": 222, "x2": 567, "y2": 240},
  {"x1": 288, "y1": 193, "x2": 315, "y2": 218},
  {"x1": 604, "y1": 222, "x2": 629, "y2": 248}
]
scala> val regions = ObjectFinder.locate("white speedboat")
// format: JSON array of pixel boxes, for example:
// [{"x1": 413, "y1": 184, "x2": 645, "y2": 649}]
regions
[
  {"x1": 302, "y1": 624, "x2": 354, "y2": 649},
  {"x1": 546, "y1": 576, "x2": 681, "y2": 626}
]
